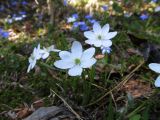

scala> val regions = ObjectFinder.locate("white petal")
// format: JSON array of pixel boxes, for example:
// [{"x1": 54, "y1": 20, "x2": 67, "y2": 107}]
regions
[
  {"x1": 27, "y1": 64, "x2": 32, "y2": 73},
  {"x1": 85, "y1": 40, "x2": 95, "y2": 45},
  {"x1": 71, "y1": 41, "x2": 83, "y2": 58},
  {"x1": 84, "y1": 31, "x2": 96, "y2": 39},
  {"x1": 42, "y1": 52, "x2": 49, "y2": 59},
  {"x1": 85, "y1": 40, "x2": 102, "y2": 47},
  {"x1": 54, "y1": 60, "x2": 74, "y2": 69},
  {"x1": 105, "y1": 32, "x2": 117, "y2": 39},
  {"x1": 149, "y1": 63, "x2": 160, "y2": 73},
  {"x1": 102, "y1": 24, "x2": 109, "y2": 33},
  {"x1": 31, "y1": 60, "x2": 36, "y2": 69},
  {"x1": 59, "y1": 51, "x2": 71, "y2": 59},
  {"x1": 93, "y1": 22, "x2": 102, "y2": 35},
  {"x1": 155, "y1": 75, "x2": 160, "y2": 87},
  {"x1": 47, "y1": 45, "x2": 61, "y2": 52},
  {"x1": 68, "y1": 65, "x2": 83, "y2": 76},
  {"x1": 102, "y1": 40, "x2": 112, "y2": 47},
  {"x1": 81, "y1": 47, "x2": 95, "y2": 60},
  {"x1": 81, "y1": 58, "x2": 96, "y2": 68},
  {"x1": 52, "y1": 49, "x2": 61, "y2": 52},
  {"x1": 27, "y1": 60, "x2": 36, "y2": 73},
  {"x1": 93, "y1": 41, "x2": 102, "y2": 47}
]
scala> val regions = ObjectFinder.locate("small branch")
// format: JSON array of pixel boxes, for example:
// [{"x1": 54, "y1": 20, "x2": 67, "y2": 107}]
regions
[
  {"x1": 50, "y1": 89, "x2": 83, "y2": 120},
  {"x1": 85, "y1": 60, "x2": 145, "y2": 107}
]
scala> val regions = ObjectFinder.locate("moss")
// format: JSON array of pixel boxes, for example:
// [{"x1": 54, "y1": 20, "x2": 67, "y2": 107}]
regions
[{"x1": 0, "y1": 87, "x2": 33, "y2": 111}]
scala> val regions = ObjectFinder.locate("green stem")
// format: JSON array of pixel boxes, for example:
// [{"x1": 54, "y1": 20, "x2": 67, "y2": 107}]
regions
[
  {"x1": 40, "y1": 62, "x2": 55, "y2": 70},
  {"x1": 126, "y1": 102, "x2": 146, "y2": 118}
]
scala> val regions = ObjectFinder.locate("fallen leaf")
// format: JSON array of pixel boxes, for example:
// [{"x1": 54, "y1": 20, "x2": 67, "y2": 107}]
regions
[
  {"x1": 32, "y1": 99, "x2": 44, "y2": 109},
  {"x1": 16, "y1": 107, "x2": 32, "y2": 119},
  {"x1": 122, "y1": 79, "x2": 152, "y2": 98}
]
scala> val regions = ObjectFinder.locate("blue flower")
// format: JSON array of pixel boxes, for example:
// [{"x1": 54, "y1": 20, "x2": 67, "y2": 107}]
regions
[
  {"x1": 152, "y1": 0, "x2": 157, "y2": 2},
  {"x1": 78, "y1": 21, "x2": 85, "y2": 25},
  {"x1": 1, "y1": 32, "x2": 9, "y2": 38},
  {"x1": 19, "y1": 11, "x2": 26, "y2": 15},
  {"x1": 0, "y1": 28, "x2": 9, "y2": 38},
  {"x1": 80, "y1": 24, "x2": 89, "y2": 31},
  {"x1": 88, "y1": 19, "x2": 97, "y2": 24},
  {"x1": 140, "y1": 14, "x2": 149, "y2": 20},
  {"x1": 85, "y1": 14, "x2": 92, "y2": 19},
  {"x1": 0, "y1": 28, "x2": 3, "y2": 34},
  {"x1": 72, "y1": 13, "x2": 78, "y2": 19},
  {"x1": 101, "y1": 5, "x2": 108, "y2": 11},
  {"x1": 73, "y1": 22, "x2": 79, "y2": 28},
  {"x1": 63, "y1": 0, "x2": 68, "y2": 6},
  {"x1": 21, "y1": 1, "x2": 28, "y2": 5}
]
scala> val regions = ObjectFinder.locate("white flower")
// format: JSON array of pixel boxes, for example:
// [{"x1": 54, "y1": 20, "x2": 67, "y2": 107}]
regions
[
  {"x1": 41, "y1": 45, "x2": 61, "y2": 59},
  {"x1": 84, "y1": 22, "x2": 117, "y2": 48},
  {"x1": 67, "y1": 17, "x2": 76, "y2": 23},
  {"x1": 54, "y1": 41, "x2": 97, "y2": 76},
  {"x1": 27, "y1": 44, "x2": 43, "y2": 72},
  {"x1": 149, "y1": 63, "x2": 160, "y2": 87}
]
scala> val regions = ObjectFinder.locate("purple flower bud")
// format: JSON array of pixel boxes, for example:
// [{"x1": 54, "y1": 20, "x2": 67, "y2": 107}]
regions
[{"x1": 101, "y1": 46, "x2": 112, "y2": 54}]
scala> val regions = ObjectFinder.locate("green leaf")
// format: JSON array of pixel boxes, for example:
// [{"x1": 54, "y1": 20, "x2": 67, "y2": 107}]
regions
[
  {"x1": 107, "y1": 97, "x2": 114, "y2": 120},
  {"x1": 129, "y1": 114, "x2": 141, "y2": 120}
]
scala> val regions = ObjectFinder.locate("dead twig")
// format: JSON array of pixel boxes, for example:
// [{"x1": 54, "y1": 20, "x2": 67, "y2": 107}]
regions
[
  {"x1": 86, "y1": 60, "x2": 145, "y2": 106},
  {"x1": 50, "y1": 89, "x2": 83, "y2": 120}
]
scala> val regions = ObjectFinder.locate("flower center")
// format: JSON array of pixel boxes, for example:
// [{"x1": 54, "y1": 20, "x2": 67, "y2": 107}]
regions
[
  {"x1": 98, "y1": 35, "x2": 102, "y2": 40},
  {"x1": 75, "y1": 58, "x2": 81, "y2": 65}
]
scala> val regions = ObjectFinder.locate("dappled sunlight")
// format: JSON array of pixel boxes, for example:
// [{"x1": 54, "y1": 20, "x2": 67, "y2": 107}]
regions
[{"x1": 1, "y1": 0, "x2": 160, "y2": 120}]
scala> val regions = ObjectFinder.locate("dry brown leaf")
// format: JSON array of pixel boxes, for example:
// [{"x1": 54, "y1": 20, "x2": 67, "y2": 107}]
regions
[
  {"x1": 127, "y1": 48, "x2": 141, "y2": 55},
  {"x1": 32, "y1": 99, "x2": 44, "y2": 109},
  {"x1": 122, "y1": 79, "x2": 152, "y2": 98},
  {"x1": 16, "y1": 107, "x2": 32, "y2": 119}
]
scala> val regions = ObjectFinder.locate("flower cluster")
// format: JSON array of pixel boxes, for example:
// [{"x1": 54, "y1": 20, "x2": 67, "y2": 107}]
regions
[
  {"x1": 6, "y1": 12, "x2": 27, "y2": 23},
  {"x1": 27, "y1": 44, "x2": 60, "y2": 73},
  {"x1": 67, "y1": 13, "x2": 97, "y2": 31},
  {"x1": 0, "y1": 0, "x2": 28, "y2": 24},
  {"x1": 27, "y1": 22, "x2": 117, "y2": 76}
]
